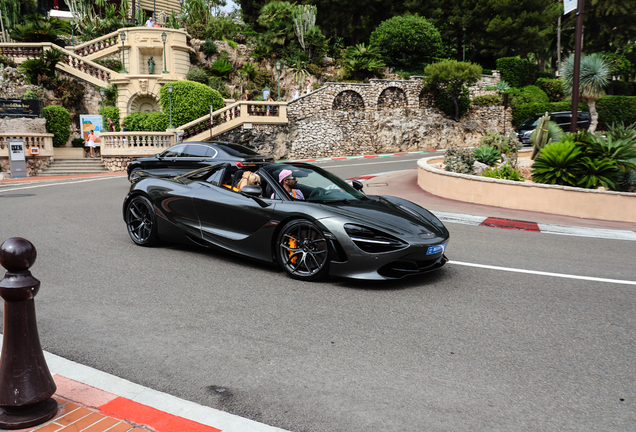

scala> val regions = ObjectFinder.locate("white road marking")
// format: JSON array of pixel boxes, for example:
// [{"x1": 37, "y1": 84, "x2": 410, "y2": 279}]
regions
[
  {"x1": 0, "y1": 176, "x2": 122, "y2": 193},
  {"x1": 316, "y1": 159, "x2": 423, "y2": 168},
  {"x1": 449, "y1": 260, "x2": 636, "y2": 286}
]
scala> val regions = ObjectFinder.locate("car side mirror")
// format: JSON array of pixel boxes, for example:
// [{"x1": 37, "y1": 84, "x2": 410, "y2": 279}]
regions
[
  {"x1": 240, "y1": 185, "x2": 262, "y2": 196},
  {"x1": 351, "y1": 180, "x2": 364, "y2": 191},
  {"x1": 156, "y1": 153, "x2": 162, "y2": 158}
]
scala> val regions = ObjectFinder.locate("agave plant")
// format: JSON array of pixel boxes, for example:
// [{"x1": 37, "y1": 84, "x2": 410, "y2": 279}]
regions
[
  {"x1": 606, "y1": 122, "x2": 636, "y2": 142},
  {"x1": 585, "y1": 134, "x2": 636, "y2": 172},
  {"x1": 577, "y1": 157, "x2": 619, "y2": 189},
  {"x1": 531, "y1": 141, "x2": 582, "y2": 187},
  {"x1": 474, "y1": 144, "x2": 500, "y2": 166}
]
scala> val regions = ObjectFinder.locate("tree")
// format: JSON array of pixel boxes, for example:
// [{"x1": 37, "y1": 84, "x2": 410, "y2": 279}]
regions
[
  {"x1": 369, "y1": 14, "x2": 443, "y2": 70},
  {"x1": 560, "y1": 53, "x2": 611, "y2": 133},
  {"x1": 342, "y1": 43, "x2": 385, "y2": 80},
  {"x1": 293, "y1": 4, "x2": 317, "y2": 53},
  {"x1": 425, "y1": 59, "x2": 482, "y2": 121}
]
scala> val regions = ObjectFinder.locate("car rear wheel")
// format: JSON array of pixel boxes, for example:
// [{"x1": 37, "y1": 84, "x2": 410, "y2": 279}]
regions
[
  {"x1": 125, "y1": 195, "x2": 159, "y2": 246},
  {"x1": 277, "y1": 220, "x2": 329, "y2": 281}
]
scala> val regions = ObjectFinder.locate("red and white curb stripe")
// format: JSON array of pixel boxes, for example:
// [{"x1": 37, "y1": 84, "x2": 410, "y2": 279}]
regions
[{"x1": 433, "y1": 210, "x2": 636, "y2": 241}]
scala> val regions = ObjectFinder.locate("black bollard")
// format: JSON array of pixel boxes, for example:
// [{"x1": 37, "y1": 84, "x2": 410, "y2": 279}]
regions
[{"x1": 0, "y1": 237, "x2": 58, "y2": 429}]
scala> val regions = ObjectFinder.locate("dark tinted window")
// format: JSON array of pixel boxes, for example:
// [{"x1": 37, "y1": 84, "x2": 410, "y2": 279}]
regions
[
  {"x1": 161, "y1": 145, "x2": 186, "y2": 158},
  {"x1": 215, "y1": 143, "x2": 260, "y2": 157},
  {"x1": 184, "y1": 144, "x2": 212, "y2": 157}
]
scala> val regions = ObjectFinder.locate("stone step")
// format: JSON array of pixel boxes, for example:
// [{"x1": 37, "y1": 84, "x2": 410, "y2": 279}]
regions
[{"x1": 39, "y1": 158, "x2": 110, "y2": 176}]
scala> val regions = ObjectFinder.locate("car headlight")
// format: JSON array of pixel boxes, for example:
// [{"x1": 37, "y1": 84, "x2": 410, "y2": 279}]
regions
[{"x1": 344, "y1": 224, "x2": 407, "y2": 253}]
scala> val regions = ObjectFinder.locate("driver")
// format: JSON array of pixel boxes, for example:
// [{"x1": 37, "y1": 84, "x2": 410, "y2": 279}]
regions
[{"x1": 274, "y1": 169, "x2": 305, "y2": 200}]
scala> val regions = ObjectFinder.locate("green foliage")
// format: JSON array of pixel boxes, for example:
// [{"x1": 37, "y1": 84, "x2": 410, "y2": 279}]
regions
[
  {"x1": 584, "y1": 134, "x2": 636, "y2": 172},
  {"x1": 482, "y1": 163, "x2": 525, "y2": 181},
  {"x1": 608, "y1": 81, "x2": 636, "y2": 96},
  {"x1": 257, "y1": 1, "x2": 296, "y2": 49},
  {"x1": 606, "y1": 121, "x2": 636, "y2": 141},
  {"x1": 210, "y1": 59, "x2": 234, "y2": 79},
  {"x1": 342, "y1": 44, "x2": 385, "y2": 80},
  {"x1": 71, "y1": 138, "x2": 85, "y2": 148},
  {"x1": 531, "y1": 141, "x2": 582, "y2": 187},
  {"x1": 536, "y1": 71, "x2": 555, "y2": 80},
  {"x1": 576, "y1": 156, "x2": 619, "y2": 189},
  {"x1": 209, "y1": 77, "x2": 231, "y2": 98},
  {"x1": 23, "y1": 90, "x2": 40, "y2": 100},
  {"x1": 238, "y1": 62, "x2": 258, "y2": 82},
  {"x1": 122, "y1": 112, "x2": 169, "y2": 132},
  {"x1": 496, "y1": 57, "x2": 538, "y2": 88},
  {"x1": 0, "y1": 55, "x2": 17, "y2": 68},
  {"x1": 535, "y1": 78, "x2": 564, "y2": 102},
  {"x1": 472, "y1": 95, "x2": 501, "y2": 106},
  {"x1": 205, "y1": 14, "x2": 243, "y2": 41},
  {"x1": 444, "y1": 146, "x2": 475, "y2": 174},
  {"x1": 596, "y1": 96, "x2": 636, "y2": 129},
  {"x1": 187, "y1": 68, "x2": 210, "y2": 84},
  {"x1": 188, "y1": 22, "x2": 207, "y2": 40},
  {"x1": 306, "y1": 63, "x2": 323, "y2": 78},
  {"x1": 43, "y1": 105, "x2": 71, "y2": 147},
  {"x1": 286, "y1": 55, "x2": 309, "y2": 85},
  {"x1": 425, "y1": 60, "x2": 482, "y2": 121},
  {"x1": 53, "y1": 77, "x2": 85, "y2": 109},
  {"x1": 304, "y1": 26, "x2": 328, "y2": 63},
  {"x1": 103, "y1": 84, "x2": 118, "y2": 106},
  {"x1": 369, "y1": 14, "x2": 443, "y2": 69},
  {"x1": 94, "y1": 59, "x2": 123, "y2": 72},
  {"x1": 201, "y1": 38, "x2": 219, "y2": 59},
  {"x1": 436, "y1": 85, "x2": 470, "y2": 120},
  {"x1": 474, "y1": 144, "x2": 501, "y2": 166},
  {"x1": 479, "y1": 130, "x2": 522, "y2": 164},
  {"x1": 617, "y1": 160, "x2": 636, "y2": 192},
  {"x1": 601, "y1": 52, "x2": 632, "y2": 80},
  {"x1": 507, "y1": 85, "x2": 549, "y2": 108},
  {"x1": 19, "y1": 48, "x2": 64, "y2": 85},
  {"x1": 158, "y1": 81, "x2": 224, "y2": 127},
  {"x1": 530, "y1": 113, "x2": 564, "y2": 159},
  {"x1": 9, "y1": 15, "x2": 69, "y2": 44},
  {"x1": 103, "y1": 106, "x2": 120, "y2": 131}
]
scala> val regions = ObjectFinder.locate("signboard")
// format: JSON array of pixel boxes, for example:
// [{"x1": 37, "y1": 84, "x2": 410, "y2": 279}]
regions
[
  {"x1": 564, "y1": 0, "x2": 577, "y2": 14},
  {"x1": 0, "y1": 99, "x2": 40, "y2": 117},
  {"x1": 79, "y1": 115, "x2": 104, "y2": 147},
  {"x1": 7, "y1": 139, "x2": 27, "y2": 178}
]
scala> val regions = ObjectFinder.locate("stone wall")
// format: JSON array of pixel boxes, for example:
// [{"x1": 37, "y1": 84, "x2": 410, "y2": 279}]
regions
[
  {"x1": 0, "y1": 156, "x2": 52, "y2": 177},
  {"x1": 0, "y1": 117, "x2": 47, "y2": 133}
]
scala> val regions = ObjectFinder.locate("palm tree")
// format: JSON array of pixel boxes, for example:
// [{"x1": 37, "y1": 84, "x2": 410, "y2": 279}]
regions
[{"x1": 560, "y1": 53, "x2": 612, "y2": 133}]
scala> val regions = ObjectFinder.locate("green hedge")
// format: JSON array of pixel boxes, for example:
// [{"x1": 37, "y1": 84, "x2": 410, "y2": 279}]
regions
[
  {"x1": 122, "y1": 112, "x2": 170, "y2": 131},
  {"x1": 535, "y1": 78, "x2": 565, "y2": 102},
  {"x1": 43, "y1": 105, "x2": 71, "y2": 147},
  {"x1": 472, "y1": 94, "x2": 501, "y2": 106},
  {"x1": 511, "y1": 101, "x2": 579, "y2": 126},
  {"x1": 496, "y1": 57, "x2": 538, "y2": 88},
  {"x1": 508, "y1": 85, "x2": 548, "y2": 108},
  {"x1": 596, "y1": 96, "x2": 636, "y2": 128},
  {"x1": 103, "y1": 106, "x2": 120, "y2": 131},
  {"x1": 158, "y1": 81, "x2": 224, "y2": 127}
]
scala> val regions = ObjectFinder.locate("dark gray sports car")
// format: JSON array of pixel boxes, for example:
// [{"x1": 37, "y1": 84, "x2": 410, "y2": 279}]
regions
[{"x1": 123, "y1": 162, "x2": 449, "y2": 281}]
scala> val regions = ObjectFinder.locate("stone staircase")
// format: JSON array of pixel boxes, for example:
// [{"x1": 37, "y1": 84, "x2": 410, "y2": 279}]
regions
[{"x1": 39, "y1": 158, "x2": 110, "y2": 176}]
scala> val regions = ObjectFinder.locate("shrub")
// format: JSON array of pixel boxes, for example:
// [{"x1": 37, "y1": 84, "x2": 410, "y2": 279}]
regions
[
  {"x1": 0, "y1": 55, "x2": 17, "y2": 68},
  {"x1": 472, "y1": 95, "x2": 501, "y2": 106},
  {"x1": 536, "y1": 71, "x2": 555, "y2": 80},
  {"x1": 306, "y1": 63, "x2": 323, "y2": 78},
  {"x1": 576, "y1": 156, "x2": 619, "y2": 189},
  {"x1": 202, "y1": 39, "x2": 218, "y2": 59},
  {"x1": 103, "y1": 106, "x2": 120, "y2": 131},
  {"x1": 607, "y1": 81, "x2": 636, "y2": 96},
  {"x1": 188, "y1": 22, "x2": 206, "y2": 40},
  {"x1": 103, "y1": 84, "x2": 118, "y2": 106},
  {"x1": 617, "y1": 161, "x2": 636, "y2": 191},
  {"x1": 531, "y1": 141, "x2": 582, "y2": 186},
  {"x1": 209, "y1": 77, "x2": 231, "y2": 98},
  {"x1": 482, "y1": 163, "x2": 524, "y2": 181},
  {"x1": 496, "y1": 57, "x2": 538, "y2": 88},
  {"x1": 186, "y1": 68, "x2": 210, "y2": 84},
  {"x1": 158, "y1": 81, "x2": 223, "y2": 127},
  {"x1": 436, "y1": 85, "x2": 470, "y2": 119},
  {"x1": 596, "y1": 96, "x2": 636, "y2": 129},
  {"x1": 508, "y1": 85, "x2": 549, "y2": 108},
  {"x1": 71, "y1": 138, "x2": 85, "y2": 147},
  {"x1": 480, "y1": 130, "x2": 523, "y2": 165},
  {"x1": 584, "y1": 134, "x2": 636, "y2": 172},
  {"x1": 53, "y1": 77, "x2": 85, "y2": 110},
  {"x1": 535, "y1": 78, "x2": 564, "y2": 102},
  {"x1": 511, "y1": 101, "x2": 578, "y2": 126},
  {"x1": 122, "y1": 112, "x2": 169, "y2": 131},
  {"x1": 474, "y1": 144, "x2": 501, "y2": 166},
  {"x1": 43, "y1": 105, "x2": 71, "y2": 147},
  {"x1": 369, "y1": 14, "x2": 443, "y2": 69},
  {"x1": 444, "y1": 146, "x2": 475, "y2": 174},
  {"x1": 227, "y1": 40, "x2": 238, "y2": 49},
  {"x1": 210, "y1": 59, "x2": 233, "y2": 79}
]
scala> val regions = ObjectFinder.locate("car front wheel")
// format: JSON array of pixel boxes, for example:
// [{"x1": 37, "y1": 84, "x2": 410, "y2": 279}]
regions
[
  {"x1": 125, "y1": 195, "x2": 159, "y2": 246},
  {"x1": 277, "y1": 220, "x2": 329, "y2": 281}
]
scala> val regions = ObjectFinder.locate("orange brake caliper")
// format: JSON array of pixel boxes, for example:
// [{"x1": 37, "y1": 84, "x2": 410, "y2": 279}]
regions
[{"x1": 288, "y1": 238, "x2": 298, "y2": 264}]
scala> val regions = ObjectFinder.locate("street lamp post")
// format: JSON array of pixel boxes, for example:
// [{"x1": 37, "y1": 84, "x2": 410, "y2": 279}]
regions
[
  {"x1": 70, "y1": 19, "x2": 74, "y2": 46},
  {"x1": 99, "y1": 87, "x2": 105, "y2": 120},
  {"x1": 153, "y1": 0, "x2": 156, "y2": 23},
  {"x1": 276, "y1": 61, "x2": 281, "y2": 101},
  {"x1": 119, "y1": 32, "x2": 127, "y2": 73},
  {"x1": 161, "y1": 32, "x2": 168, "y2": 73},
  {"x1": 168, "y1": 84, "x2": 174, "y2": 129}
]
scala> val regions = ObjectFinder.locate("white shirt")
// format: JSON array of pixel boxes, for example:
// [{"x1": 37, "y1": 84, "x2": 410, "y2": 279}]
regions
[
  {"x1": 145, "y1": 19, "x2": 153, "y2": 27},
  {"x1": 292, "y1": 90, "x2": 299, "y2": 100}
]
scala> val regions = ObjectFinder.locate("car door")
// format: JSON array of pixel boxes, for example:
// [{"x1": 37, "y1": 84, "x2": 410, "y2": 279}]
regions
[
  {"x1": 192, "y1": 174, "x2": 278, "y2": 262},
  {"x1": 146, "y1": 144, "x2": 187, "y2": 177}
]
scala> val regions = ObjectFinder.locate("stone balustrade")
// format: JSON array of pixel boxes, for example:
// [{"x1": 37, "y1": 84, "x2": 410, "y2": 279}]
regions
[
  {"x1": 99, "y1": 131, "x2": 178, "y2": 172},
  {"x1": 69, "y1": 30, "x2": 121, "y2": 57},
  {"x1": 0, "y1": 133, "x2": 55, "y2": 176}
]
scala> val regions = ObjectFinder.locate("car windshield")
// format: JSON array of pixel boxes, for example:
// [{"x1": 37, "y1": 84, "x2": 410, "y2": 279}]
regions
[
  {"x1": 214, "y1": 143, "x2": 261, "y2": 157},
  {"x1": 519, "y1": 115, "x2": 542, "y2": 128},
  {"x1": 262, "y1": 163, "x2": 368, "y2": 202}
]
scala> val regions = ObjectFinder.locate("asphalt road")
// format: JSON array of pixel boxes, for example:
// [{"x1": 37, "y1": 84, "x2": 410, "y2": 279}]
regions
[{"x1": 0, "y1": 160, "x2": 634, "y2": 432}]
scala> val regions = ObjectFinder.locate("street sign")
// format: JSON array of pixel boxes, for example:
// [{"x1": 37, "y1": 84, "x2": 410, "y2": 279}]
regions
[{"x1": 7, "y1": 139, "x2": 27, "y2": 178}]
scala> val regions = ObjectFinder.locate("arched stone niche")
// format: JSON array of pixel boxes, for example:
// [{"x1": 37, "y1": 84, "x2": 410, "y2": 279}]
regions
[
  {"x1": 377, "y1": 87, "x2": 407, "y2": 109},
  {"x1": 129, "y1": 94, "x2": 159, "y2": 114},
  {"x1": 332, "y1": 90, "x2": 365, "y2": 111}
]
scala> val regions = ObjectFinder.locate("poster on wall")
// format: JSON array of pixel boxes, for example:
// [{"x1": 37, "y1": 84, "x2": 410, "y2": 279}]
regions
[
  {"x1": 7, "y1": 138, "x2": 27, "y2": 178},
  {"x1": 79, "y1": 115, "x2": 104, "y2": 147}
]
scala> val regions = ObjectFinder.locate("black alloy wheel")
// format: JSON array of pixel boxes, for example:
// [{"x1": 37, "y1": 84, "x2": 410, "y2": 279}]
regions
[
  {"x1": 125, "y1": 195, "x2": 159, "y2": 246},
  {"x1": 277, "y1": 219, "x2": 329, "y2": 281}
]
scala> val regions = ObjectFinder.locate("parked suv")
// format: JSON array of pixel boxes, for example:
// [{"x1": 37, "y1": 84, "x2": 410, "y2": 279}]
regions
[{"x1": 515, "y1": 111, "x2": 591, "y2": 145}]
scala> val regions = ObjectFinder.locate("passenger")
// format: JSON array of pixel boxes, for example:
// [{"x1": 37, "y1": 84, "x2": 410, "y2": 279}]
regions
[
  {"x1": 273, "y1": 169, "x2": 304, "y2": 200},
  {"x1": 237, "y1": 171, "x2": 260, "y2": 192}
]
